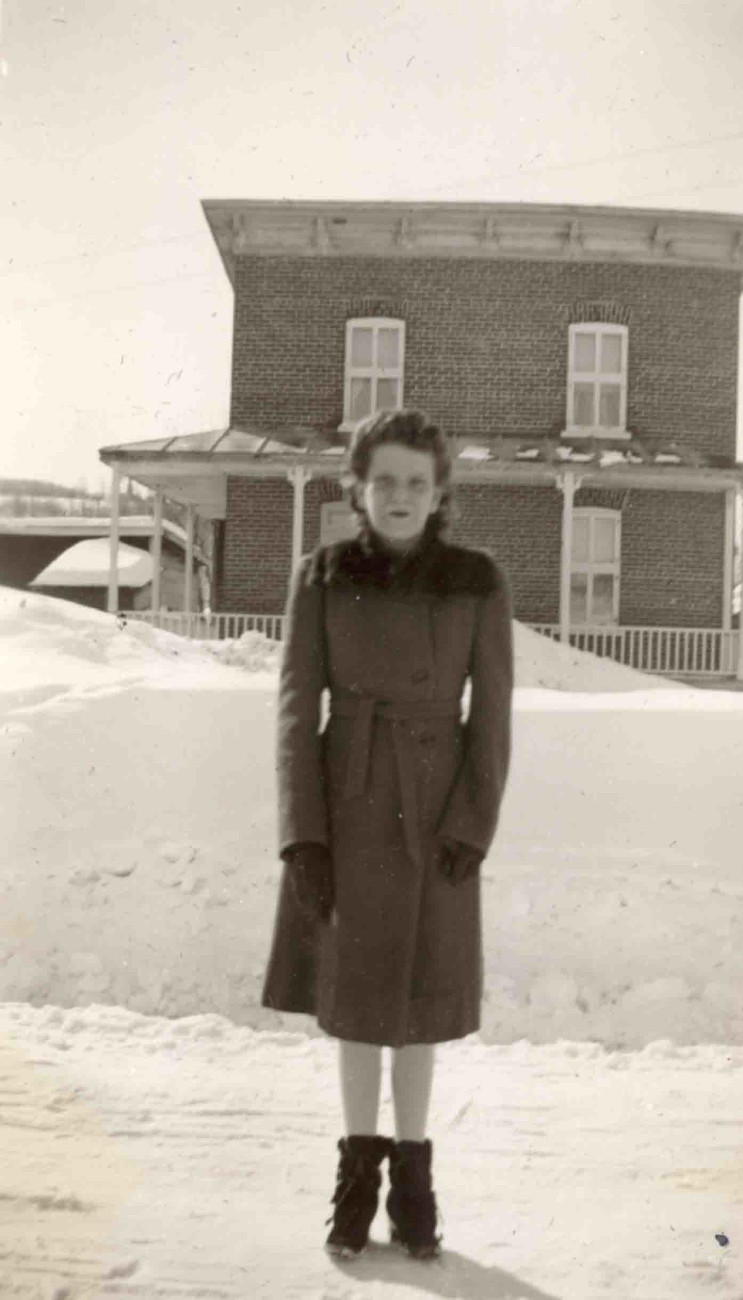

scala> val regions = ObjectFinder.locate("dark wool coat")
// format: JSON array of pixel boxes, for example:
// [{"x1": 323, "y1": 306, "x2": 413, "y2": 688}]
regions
[{"x1": 261, "y1": 529, "x2": 513, "y2": 1047}]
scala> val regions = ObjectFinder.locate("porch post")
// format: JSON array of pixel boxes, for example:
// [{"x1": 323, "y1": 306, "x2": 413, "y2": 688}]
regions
[
  {"x1": 287, "y1": 466, "x2": 312, "y2": 572},
  {"x1": 558, "y1": 470, "x2": 576, "y2": 644},
  {"x1": 722, "y1": 488, "x2": 735, "y2": 673},
  {"x1": 107, "y1": 466, "x2": 122, "y2": 613},
  {"x1": 184, "y1": 504, "x2": 195, "y2": 613},
  {"x1": 151, "y1": 488, "x2": 164, "y2": 612},
  {"x1": 737, "y1": 487, "x2": 743, "y2": 682}
]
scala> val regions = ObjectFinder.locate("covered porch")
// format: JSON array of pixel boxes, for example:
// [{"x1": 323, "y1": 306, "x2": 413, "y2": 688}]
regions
[{"x1": 99, "y1": 427, "x2": 743, "y2": 679}]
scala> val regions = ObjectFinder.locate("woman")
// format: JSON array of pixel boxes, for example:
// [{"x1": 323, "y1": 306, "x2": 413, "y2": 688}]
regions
[{"x1": 262, "y1": 408, "x2": 513, "y2": 1260}]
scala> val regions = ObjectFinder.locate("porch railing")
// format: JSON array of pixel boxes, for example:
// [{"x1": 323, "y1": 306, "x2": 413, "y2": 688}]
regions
[
  {"x1": 125, "y1": 610, "x2": 739, "y2": 677},
  {"x1": 525, "y1": 623, "x2": 739, "y2": 677},
  {"x1": 127, "y1": 610, "x2": 286, "y2": 642}
]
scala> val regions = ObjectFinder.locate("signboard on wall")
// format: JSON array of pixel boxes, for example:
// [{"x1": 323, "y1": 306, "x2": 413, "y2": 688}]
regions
[{"x1": 320, "y1": 502, "x2": 359, "y2": 545}]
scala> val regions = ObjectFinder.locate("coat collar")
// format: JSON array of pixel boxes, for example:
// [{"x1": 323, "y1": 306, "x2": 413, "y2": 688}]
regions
[{"x1": 306, "y1": 525, "x2": 499, "y2": 597}]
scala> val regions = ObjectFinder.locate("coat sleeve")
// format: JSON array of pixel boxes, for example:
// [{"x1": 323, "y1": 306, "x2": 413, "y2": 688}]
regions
[
  {"x1": 276, "y1": 556, "x2": 330, "y2": 855},
  {"x1": 437, "y1": 562, "x2": 513, "y2": 856}
]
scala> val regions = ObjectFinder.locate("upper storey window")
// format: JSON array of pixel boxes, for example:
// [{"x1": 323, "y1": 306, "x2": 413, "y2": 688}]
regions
[
  {"x1": 566, "y1": 323, "x2": 628, "y2": 438},
  {"x1": 342, "y1": 318, "x2": 405, "y2": 428}
]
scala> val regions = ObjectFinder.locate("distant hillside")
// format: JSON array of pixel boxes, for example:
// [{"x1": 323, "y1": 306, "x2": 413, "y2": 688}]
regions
[{"x1": 0, "y1": 477, "x2": 111, "y2": 499}]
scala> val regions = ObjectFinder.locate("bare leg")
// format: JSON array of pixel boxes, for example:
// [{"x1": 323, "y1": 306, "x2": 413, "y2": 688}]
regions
[
  {"x1": 338, "y1": 1040, "x2": 383, "y2": 1136},
  {"x1": 391, "y1": 1044, "x2": 435, "y2": 1141}
]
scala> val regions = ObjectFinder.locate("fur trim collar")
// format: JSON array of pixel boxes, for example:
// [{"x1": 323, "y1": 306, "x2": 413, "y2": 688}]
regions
[{"x1": 305, "y1": 532, "x2": 500, "y2": 597}]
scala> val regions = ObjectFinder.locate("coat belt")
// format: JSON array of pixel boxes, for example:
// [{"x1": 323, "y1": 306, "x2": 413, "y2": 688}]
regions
[{"x1": 329, "y1": 692, "x2": 461, "y2": 866}]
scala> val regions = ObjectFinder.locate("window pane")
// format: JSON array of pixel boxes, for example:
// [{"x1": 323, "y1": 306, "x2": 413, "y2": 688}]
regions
[
  {"x1": 377, "y1": 327, "x2": 400, "y2": 370},
  {"x1": 320, "y1": 502, "x2": 358, "y2": 545},
  {"x1": 599, "y1": 383, "x2": 621, "y2": 427},
  {"x1": 600, "y1": 333, "x2": 623, "y2": 374},
  {"x1": 593, "y1": 516, "x2": 618, "y2": 563},
  {"x1": 375, "y1": 377, "x2": 399, "y2": 411},
  {"x1": 592, "y1": 573, "x2": 615, "y2": 622},
  {"x1": 573, "y1": 332, "x2": 596, "y2": 372},
  {"x1": 350, "y1": 328, "x2": 373, "y2": 368},
  {"x1": 570, "y1": 572, "x2": 588, "y2": 624},
  {"x1": 573, "y1": 383, "x2": 595, "y2": 426},
  {"x1": 350, "y1": 378, "x2": 372, "y2": 420},
  {"x1": 571, "y1": 516, "x2": 590, "y2": 562}
]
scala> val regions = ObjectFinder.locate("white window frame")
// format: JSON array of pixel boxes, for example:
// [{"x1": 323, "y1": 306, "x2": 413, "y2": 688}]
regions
[
  {"x1": 566, "y1": 323, "x2": 629, "y2": 439},
  {"x1": 319, "y1": 500, "x2": 359, "y2": 545},
  {"x1": 571, "y1": 508, "x2": 621, "y2": 625},
  {"x1": 341, "y1": 317, "x2": 405, "y2": 430}
]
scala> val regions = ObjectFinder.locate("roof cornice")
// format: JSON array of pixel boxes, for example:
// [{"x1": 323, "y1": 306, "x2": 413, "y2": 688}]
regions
[{"x1": 201, "y1": 198, "x2": 743, "y2": 284}]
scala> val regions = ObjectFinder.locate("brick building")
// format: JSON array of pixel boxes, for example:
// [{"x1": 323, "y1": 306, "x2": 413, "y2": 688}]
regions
[{"x1": 100, "y1": 200, "x2": 743, "y2": 674}]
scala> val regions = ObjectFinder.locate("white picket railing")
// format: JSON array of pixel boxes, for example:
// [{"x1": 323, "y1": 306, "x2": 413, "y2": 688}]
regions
[
  {"x1": 126, "y1": 610, "x2": 739, "y2": 676},
  {"x1": 127, "y1": 610, "x2": 286, "y2": 642},
  {"x1": 525, "y1": 623, "x2": 739, "y2": 677}
]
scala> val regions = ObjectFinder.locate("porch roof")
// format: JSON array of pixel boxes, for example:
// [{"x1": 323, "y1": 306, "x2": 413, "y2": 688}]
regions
[{"x1": 99, "y1": 425, "x2": 743, "y2": 518}]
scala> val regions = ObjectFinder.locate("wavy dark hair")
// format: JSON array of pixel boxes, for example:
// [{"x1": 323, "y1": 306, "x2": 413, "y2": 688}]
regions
[{"x1": 345, "y1": 408, "x2": 454, "y2": 536}]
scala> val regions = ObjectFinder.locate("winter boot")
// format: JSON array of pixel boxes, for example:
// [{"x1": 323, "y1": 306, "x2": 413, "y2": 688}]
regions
[
  {"x1": 386, "y1": 1138, "x2": 442, "y2": 1259},
  {"x1": 325, "y1": 1134, "x2": 393, "y2": 1259}
]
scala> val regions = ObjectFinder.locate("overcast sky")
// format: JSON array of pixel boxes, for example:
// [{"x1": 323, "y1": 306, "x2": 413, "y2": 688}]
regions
[{"x1": 1, "y1": 0, "x2": 743, "y2": 489}]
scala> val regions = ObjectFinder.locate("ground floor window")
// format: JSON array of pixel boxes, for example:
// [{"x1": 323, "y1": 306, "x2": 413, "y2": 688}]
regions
[
  {"x1": 571, "y1": 508, "x2": 621, "y2": 624},
  {"x1": 320, "y1": 501, "x2": 358, "y2": 545}
]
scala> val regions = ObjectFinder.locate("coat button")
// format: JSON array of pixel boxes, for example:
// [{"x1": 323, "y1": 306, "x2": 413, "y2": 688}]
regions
[{"x1": 411, "y1": 668, "x2": 429, "y2": 683}]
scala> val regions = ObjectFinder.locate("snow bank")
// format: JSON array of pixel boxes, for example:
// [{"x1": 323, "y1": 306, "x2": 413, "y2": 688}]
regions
[
  {"x1": 0, "y1": 586, "x2": 253, "y2": 713},
  {"x1": 2, "y1": 586, "x2": 742, "y2": 1047},
  {"x1": 512, "y1": 620, "x2": 676, "y2": 692}
]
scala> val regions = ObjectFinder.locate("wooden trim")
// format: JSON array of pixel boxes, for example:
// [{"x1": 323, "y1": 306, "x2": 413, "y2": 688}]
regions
[
  {"x1": 287, "y1": 466, "x2": 312, "y2": 571},
  {"x1": 559, "y1": 470, "x2": 577, "y2": 643},
  {"x1": 202, "y1": 199, "x2": 743, "y2": 283}
]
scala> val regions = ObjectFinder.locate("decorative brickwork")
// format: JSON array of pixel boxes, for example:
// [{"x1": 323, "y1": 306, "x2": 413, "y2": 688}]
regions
[
  {"x1": 343, "y1": 297, "x2": 409, "y2": 318},
  {"x1": 575, "y1": 487, "x2": 630, "y2": 512},
  {"x1": 567, "y1": 301, "x2": 632, "y2": 325}
]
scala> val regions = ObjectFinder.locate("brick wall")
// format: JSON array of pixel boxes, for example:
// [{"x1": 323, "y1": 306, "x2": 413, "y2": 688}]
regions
[
  {"x1": 231, "y1": 256, "x2": 740, "y2": 456},
  {"x1": 620, "y1": 490, "x2": 724, "y2": 626},
  {"x1": 218, "y1": 473, "x2": 726, "y2": 628},
  {"x1": 451, "y1": 484, "x2": 562, "y2": 623},
  {"x1": 221, "y1": 252, "x2": 737, "y2": 623},
  {"x1": 220, "y1": 477, "x2": 293, "y2": 612}
]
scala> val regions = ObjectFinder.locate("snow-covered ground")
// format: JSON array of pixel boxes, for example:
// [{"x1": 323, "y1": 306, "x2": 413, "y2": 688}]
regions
[{"x1": 2, "y1": 585, "x2": 743, "y2": 1298}]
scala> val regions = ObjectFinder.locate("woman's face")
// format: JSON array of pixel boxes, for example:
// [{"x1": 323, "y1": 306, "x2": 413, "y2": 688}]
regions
[{"x1": 358, "y1": 443, "x2": 442, "y2": 548}]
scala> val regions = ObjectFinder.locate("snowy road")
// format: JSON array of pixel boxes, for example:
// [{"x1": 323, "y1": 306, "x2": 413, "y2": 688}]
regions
[{"x1": 2, "y1": 1002, "x2": 741, "y2": 1300}]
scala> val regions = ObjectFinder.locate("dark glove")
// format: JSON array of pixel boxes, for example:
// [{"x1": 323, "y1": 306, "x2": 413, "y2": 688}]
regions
[
  {"x1": 438, "y1": 838, "x2": 483, "y2": 886},
  {"x1": 283, "y1": 843, "x2": 334, "y2": 921}
]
